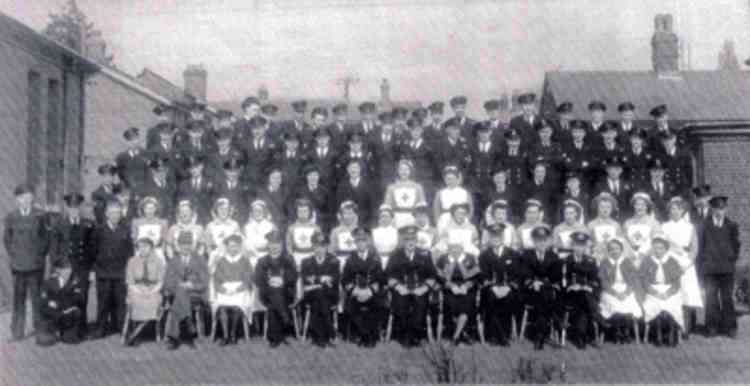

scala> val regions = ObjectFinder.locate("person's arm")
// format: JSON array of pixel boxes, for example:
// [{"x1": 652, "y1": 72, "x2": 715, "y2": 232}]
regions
[
  {"x1": 686, "y1": 227, "x2": 699, "y2": 262},
  {"x1": 2, "y1": 215, "x2": 12, "y2": 262},
  {"x1": 731, "y1": 222, "x2": 741, "y2": 262}
]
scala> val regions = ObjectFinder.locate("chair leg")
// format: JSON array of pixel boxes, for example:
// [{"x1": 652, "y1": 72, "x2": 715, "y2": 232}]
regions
[
  {"x1": 121, "y1": 309, "x2": 131, "y2": 345},
  {"x1": 210, "y1": 308, "x2": 218, "y2": 341},
  {"x1": 593, "y1": 321, "x2": 602, "y2": 346},
  {"x1": 160, "y1": 311, "x2": 170, "y2": 343},
  {"x1": 385, "y1": 313, "x2": 393, "y2": 342},
  {"x1": 643, "y1": 322, "x2": 649, "y2": 344},
  {"x1": 332, "y1": 310, "x2": 339, "y2": 341},
  {"x1": 195, "y1": 307, "x2": 204, "y2": 340},
  {"x1": 263, "y1": 312, "x2": 269, "y2": 341},
  {"x1": 633, "y1": 318, "x2": 640, "y2": 344},
  {"x1": 477, "y1": 314, "x2": 485, "y2": 344},
  {"x1": 426, "y1": 314, "x2": 434, "y2": 343},
  {"x1": 292, "y1": 307, "x2": 300, "y2": 339},
  {"x1": 561, "y1": 312, "x2": 569, "y2": 348},
  {"x1": 436, "y1": 313, "x2": 444, "y2": 342},
  {"x1": 243, "y1": 314, "x2": 250, "y2": 342},
  {"x1": 302, "y1": 308, "x2": 311, "y2": 341},
  {"x1": 519, "y1": 309, "x2": 528, "y2": 342},
  {"x1": 511, "y1": 315, "x2": 517, "y2": 342}
]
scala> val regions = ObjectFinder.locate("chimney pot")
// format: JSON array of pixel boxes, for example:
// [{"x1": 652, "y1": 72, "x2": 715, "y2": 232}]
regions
[
  {"x1": 183, "y1": 64, "x2": 208, "y2": 103},
  {"x1": 651, "y1": 14, "x2": 680, "y2": 76}
]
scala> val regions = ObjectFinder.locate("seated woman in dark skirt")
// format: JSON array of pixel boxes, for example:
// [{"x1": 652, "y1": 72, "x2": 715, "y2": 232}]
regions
[{"x1": 435, "y1": 235, "x2": 481, "y2": 344}]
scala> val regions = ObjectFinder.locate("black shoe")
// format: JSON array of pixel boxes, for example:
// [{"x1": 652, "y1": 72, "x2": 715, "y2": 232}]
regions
[
  {"x1": 125, "y1": 336, "x2": 139, "y2": 347},
  {"x1": 269, "y1": 340, "x2": 281, "y2": 348},
  {"x1": 166, "y1": 338, "x2": 179, "y2": 350},
  {"x1": 727, "y1": 330, "x2": 737, "y2": 339},
  {"x1": 218, "y1": 338, "x2": 229, "y2": 346}
]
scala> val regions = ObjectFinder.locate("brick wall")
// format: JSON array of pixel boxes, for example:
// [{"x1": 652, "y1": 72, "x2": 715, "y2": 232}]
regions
[
  {"x1": 700, "y1": 137, "x2": 750, "y2": 266},
  {"x1": 0, "y1": 37, "x2": 86, "y2": 308},
  {"x1": 83, "y1": 72, "x2": 162, "y2": 200}
]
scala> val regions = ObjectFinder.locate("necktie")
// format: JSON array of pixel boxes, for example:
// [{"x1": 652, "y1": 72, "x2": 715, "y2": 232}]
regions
[
  {"x1": 255, "y1": 139, "x2": 260, "y2": 150},
  {"x1": 142, "y1": 257, "x2": 150, "y2": 283},
  {"x1": 658, "y1": 182, "x2": 663, "y2": 196},
  {"x1": 71, "y1": 217, "x2": 79, "y2": 226}
]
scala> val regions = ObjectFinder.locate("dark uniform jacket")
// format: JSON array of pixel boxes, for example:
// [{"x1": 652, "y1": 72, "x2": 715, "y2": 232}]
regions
[
  {"x1": 273, "y1": 148, "x2": 306, "y2": 187},
  {"x1": 255, "y1": 254, "x2": 298, "y2": 307},
  {"x1": 435, "y1": 136, "x2": 472, "y2": 175},
  {"x1": 290, "y1": 184, "x2": 333, "y2": 230},
  {"x1": 443, "y1": 116, "x2": 477, "y2": 140},
  {"x1": 370, "y1": 131, "x2": 402, "y2": 188},
  {"x1": 92, "y1": 221, "x2": 133, "y2": 280},
  {"x1": 622, "y1": 147, "x2": 654, "y2": 187},
  {"x1": 3, "y1": 208, "x2": 49, "y2": 272},
  {"x1": 40, "y1": 270, "x2": 86, "y2": 319},
  {"x1": 300, "y1": 254, "x2": 340, "y2": 303},
  {"x1": 598, "y1": 256, "x2": 642, "y2": 298},
  {"x1": 205, "y1": 146, "x2": 246, "y2": 177},
  {"x1": 243, "y1": 136, "x2": 276, "y2": 188},
  {"x1": 470, "y1": 140, "x2": 503, "y2": 192},
  {"x1": 255, "y1": 186, "x2": 290, "y2": 228},
  {"x1": 698, "y1": 217, "x2": 741, "y2": 275},
  {"x1": 661, "y1": 147, "x2": 693, "y2": 196},
  {"x1": 342, "y1": 249, "x2": 385, "y2": 294},
  {"x1": 385, "y1": 247, "x2": 437, "y2": 290},
  {"x1": 327, "y1": 121, "x2": 351, "y2": 153},
  {"x1": 562, "y1": 141, "x2": 597, "y2": 183},
  {"x1": 509, "y1": 114, "x2": 539, "y2": 146},
  {"x1": 91, "y1": 183, "x2": 116, "y2": 225},
  {"x1": 637, "y1": 178, "x2": 676, "y2": 221},
  {"x1": 561, "y1": 254, "x2": 600, "y2": 293},
  {"x1": 51, "y1": 216, "x2": 96, "y2": 273},
  {"x1": 115, "y1": 148, "x2": 150, "y2": 190},
  {"x1": 498, "y1": 144, "x2": 528, "y2": 191},
  {"x1": 519, "y1": 249, "x2": 564, "y2": 290},
  {"x1": 478, "y1": 246, "x2": 525, "y2": 288}
]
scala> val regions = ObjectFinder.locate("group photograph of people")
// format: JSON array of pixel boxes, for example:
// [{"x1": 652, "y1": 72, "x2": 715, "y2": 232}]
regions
[{"x1": 5, "y1": 91, "x2": 741, "y2": 357}]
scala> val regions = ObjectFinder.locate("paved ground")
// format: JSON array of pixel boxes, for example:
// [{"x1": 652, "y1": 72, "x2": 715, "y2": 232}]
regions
[{"x1": 1, "y1": 311, "x2": 750, "y2": 385}]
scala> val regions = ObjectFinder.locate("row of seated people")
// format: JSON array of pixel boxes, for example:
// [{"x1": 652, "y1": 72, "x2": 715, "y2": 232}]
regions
[{"x1": 40, "y1": 190, "x2": 722, "y2": 350}]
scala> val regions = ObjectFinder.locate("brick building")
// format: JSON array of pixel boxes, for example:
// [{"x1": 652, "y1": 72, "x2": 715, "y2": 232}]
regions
[
  {"x1": 540, "y1": 15, "x2": 750, "y2": 264},
  {"x1": 0, "y1": 12, "x2": 99, "y2": 306},
  {"x1": 83, "y1": 63, "x2": 213, "y2": 200}
]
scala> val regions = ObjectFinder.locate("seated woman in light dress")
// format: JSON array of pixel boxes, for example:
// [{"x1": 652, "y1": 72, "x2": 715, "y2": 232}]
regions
[
  {"x1": 598, "y1": 238, "x2": 642, "y2": 344},
  {"x1": 372, "y1": 205, "x2": 399, "y2": 272},
  {"x1": 516, "y1": 199, "x2": 549, "y2": 251},
  {"x1": 433, "y1": 165, "x2": 474, "y2": 234},
  {"x1": 131, "y1": 196, "x2": 169, "y2": 263},
  {"x1": 639, "y1": 232, "x2": 683, "y2": 347},
  {"x1": 660, "y1": 196, "x2": 703, "y2": 338},
  {"x1": 125, "y1": 238, "x2": 166, "y2": 345},
  {"x1": 383, "y1": 159, "x2": 428, "y2": 229},
  {"x1": 587, "y1": 192, "x2": 624, "y2": 262},
  {"x1": 552, "y1": 199, "x2": 588, "y2": 257},
  {"x1": 436, "y1": 203, "x2": 479, "y2": 257},
  {"x1": 286, "y1": 198, "x2": 322, "y2": 270},
  {"x1": 212, "y1": 234, "x2": 253, "y2": 345},
  {"x1": 165, "y1": 200, "x2": 204, "y2": 260},
  {"x1": 244, "y1": 199, "x2": 277, "y2": 269},
  {"x1": 481, "y1": 200, "x2": 517, "y2": 251},
  {"x1": 622, "y1": 192, "x2": 661, "y2": 267},
  {"x1": 204, "y1": 197, "x2": 241, "y2": 272}
]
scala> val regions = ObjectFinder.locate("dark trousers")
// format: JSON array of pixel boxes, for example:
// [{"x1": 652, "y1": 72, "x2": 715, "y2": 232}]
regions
[
  {"x1": 303, "y1": 289, "x2": 336, "y2": 344},
  {"x1": 704, "y1": 273, "x2": 737, "y2": 334},
  {"x1": 38, "y1": 308, "x2": 83, "y2": 345},
  {"x1": 77, "y1": 272, "x2": 91, "y2": 335},
  {"x1": 481, "y1": 288, "x2": 522, "y2": 343},
  {"x1": 391, "y1": 292, "x2": 428, "y2": 344},
  {"x1": 95, "y1": 278, "x2": 126, "y2": 335},
  {"x1": 347, "y1": 296, "x2": 382, "y2": 345},
  {"x1": 11, "y1": 270, "x2": 42, "y2": 339},
  {"x1": 525, "y1": 286, "x2": 561, "y2": 343},
  {"x1": 564, "y1": 291, "x2": 596, "y2": 344},
  {"x1": 265, "y1": 289, "x2": 292, "y2": 344}
]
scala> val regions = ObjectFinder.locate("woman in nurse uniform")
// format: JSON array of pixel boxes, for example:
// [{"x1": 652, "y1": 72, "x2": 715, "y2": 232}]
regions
[
  {"x1": 383, "y1": 159, "x2": 427, "y2": 229},
  {"x1": 436, "y1": 203, "x2": 479, "y2": 257},
  {"x1": 598, "y1": 238, "x2": 643, "y2": 344},
  {"x1": 587, "y1": 192, "x2": 624, "y2": 262},
  {"x1": 516, "y1": 199, "x2": 549, "y2": 251},
  {"x1": 639, "y1": 232, "x2": 684, "y2": 347},
  {"x1": 204, "y1": 197, "x2": 242, "y2": 272},
  {"x1": 131, "y1": 196, "x2": 169, "y2": 263},
  {"x1": 433, "y1": 165, "x2": 474, "y2": 234},
  {"x1": 553, "y1": 199, "x2": 588, "y2": 257},
  {"x1": 481, "y1": 200, "x2": 517, "y2": 251},
  {"x1": 660, "y1": 196, "x2": 703, "y2": 338},
  {"x1": 623, "y1": 192, "x2": 661, "y2": 267}
]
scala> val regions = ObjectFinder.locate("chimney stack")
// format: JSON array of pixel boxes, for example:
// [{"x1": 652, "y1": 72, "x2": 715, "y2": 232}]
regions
[
  {"x1": 651, "y1": 14, "x2": 680, "y2": 77},
  {"x1": 183, "y1": 64, "x2": 208, "y2": 103},
  {"x1": 84, "y1": 30, "x2": 108, "y2": 64},
  {"x1": 380, "y1": 79, "x2": 391, "y2": 105}
]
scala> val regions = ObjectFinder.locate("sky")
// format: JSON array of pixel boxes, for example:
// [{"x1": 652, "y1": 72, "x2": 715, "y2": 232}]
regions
[{"x1": 3, "y1": 0, "x2": 749, "y2": 114}]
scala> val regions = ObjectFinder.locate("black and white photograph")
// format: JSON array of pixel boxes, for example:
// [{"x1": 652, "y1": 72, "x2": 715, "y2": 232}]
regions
[{"x1": 1, "y1": 0, "x2": 750, "y2": 384}]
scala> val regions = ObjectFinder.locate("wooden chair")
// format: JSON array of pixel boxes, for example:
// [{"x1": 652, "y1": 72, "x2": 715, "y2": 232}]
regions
[{"x1": 121, "y1": 302, "x2": 167, "y2": 345}]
